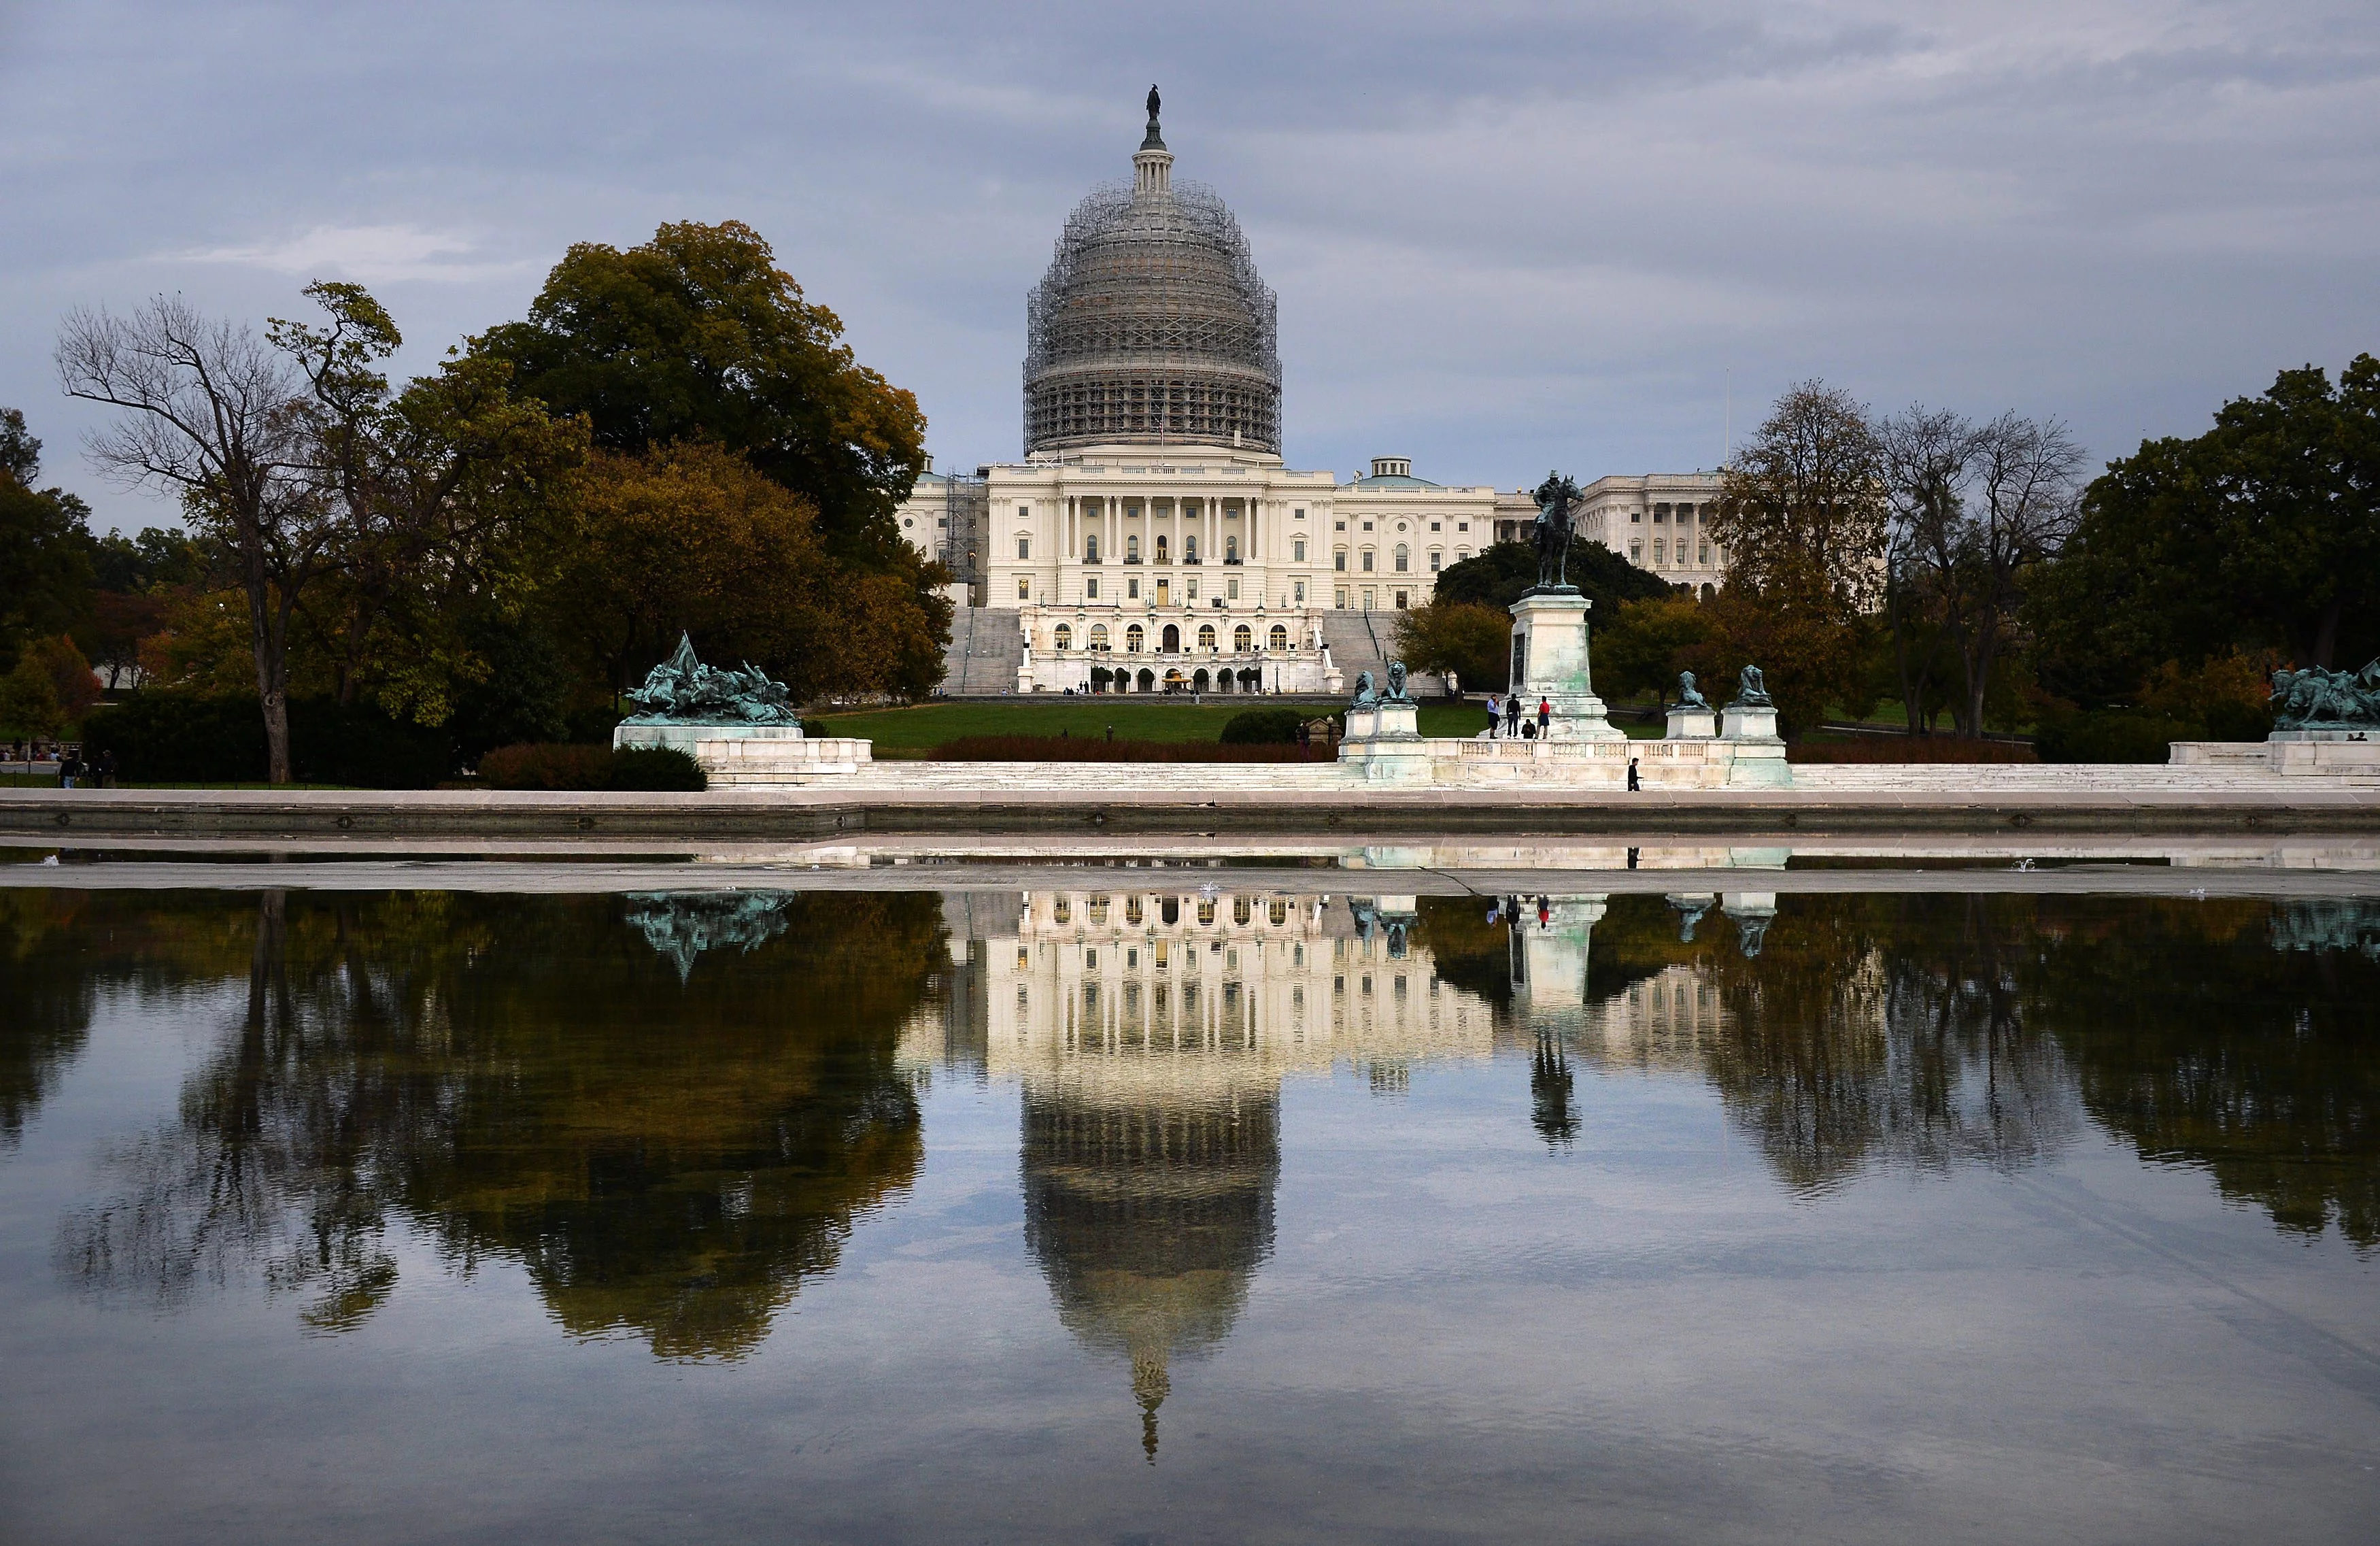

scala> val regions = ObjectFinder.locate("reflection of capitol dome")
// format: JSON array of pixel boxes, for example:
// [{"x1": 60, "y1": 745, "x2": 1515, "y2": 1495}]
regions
[
  {"x1": 1022, "y1": 87, "x2": 1282, "y2": 456},
  {"x1": 1021, "y1": 1088, "x2": 1278, "y2": 1460}
]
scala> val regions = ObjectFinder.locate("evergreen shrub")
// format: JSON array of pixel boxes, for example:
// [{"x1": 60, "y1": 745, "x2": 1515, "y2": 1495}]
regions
[
  {"x1": 479, "y1": 742, "x2": 706, "y2": 790},
  {"x1": 81, "y1": 694, "x2": 451, "y2": 786}
]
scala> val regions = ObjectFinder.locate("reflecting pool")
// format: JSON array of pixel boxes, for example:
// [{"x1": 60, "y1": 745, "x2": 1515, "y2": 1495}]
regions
[{"x1": 2, "y1": 884, "x2": 2376, "y2": 1543}]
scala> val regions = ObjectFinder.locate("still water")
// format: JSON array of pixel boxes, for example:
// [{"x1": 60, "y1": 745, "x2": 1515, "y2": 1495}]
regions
[{"x1": 2, "y1": 883, "x2": 2376, "y2": 1543}]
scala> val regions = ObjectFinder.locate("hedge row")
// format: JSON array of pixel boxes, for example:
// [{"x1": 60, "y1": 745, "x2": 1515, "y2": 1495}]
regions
[
  {"x1": 80, "y1": 694, "x2": 452, "y2": 786},
  {"x1": 479, "y1": 742, "x2": 705, "y2": 791}
]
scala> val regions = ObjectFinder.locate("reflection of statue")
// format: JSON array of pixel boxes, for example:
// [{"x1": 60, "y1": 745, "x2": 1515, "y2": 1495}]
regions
[
  {"x1": 2269, "y1": 899, "x2": 2380, "y2": 959},
  {"x1": 1666, "y1": 894, "x2": 1712, "y2": 943},
  {"x1": 1350, "y1": 670, "x2": 1378, "y2": 708},
  {"x1": 626, "y1": 891, "x2": 797, "y2": 982},
  {"x1": 1529, "y1": 472, "x2": 1584, "y2": 591},
  {"x1": 2270, "y1": 659, "x2": 2380, "y2": 732},
  {"x1": 623, "y1": 633, "x2": 800, "y2": 726},
  {"x1": 1732, "y1": 665, "x2": 1773, "y2": 708},
  {"x1": 1676, "y1": 672, "x2": 1709, "y2": 709}
]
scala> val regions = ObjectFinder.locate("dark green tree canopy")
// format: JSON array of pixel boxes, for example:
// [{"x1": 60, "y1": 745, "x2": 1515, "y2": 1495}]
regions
[
  {"x1": 1433, "y1": 537, "x2": 1672, "y2": 616},
  {"x1": 0, "y1": 407, "x2": 97, "y2": 673},
  {"x1": 2033, "y1": 354, "x2": 2380, "y2": 698},
  {"x1": 477, "y1": 220, "x2": 928, "y2": 568}
]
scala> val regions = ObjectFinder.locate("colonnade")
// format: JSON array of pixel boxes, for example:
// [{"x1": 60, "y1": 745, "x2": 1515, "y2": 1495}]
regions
[{"x1": 1061, "y1": 494, "x2": 1261, "y2": 567}]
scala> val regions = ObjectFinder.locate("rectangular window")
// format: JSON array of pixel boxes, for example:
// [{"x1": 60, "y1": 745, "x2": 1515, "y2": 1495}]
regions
[
  {"x1": 937, "y1": 516, "x2": 949, "y2": 528},
  {"x1": 1017, "y1": 537, "x2": 1030, "y2": 560},
  {"x1": 1187, "y1": 579, "x2": 1198, "y2": 601},
  {"x1": 1653, "y1": 539, "x2": 1665, "y2": 565},
  {"x1": 1361, "y1": 551, "x2": 1374, "y2": 572},
  {"x1": 1335, "y1": 551, "x2": 1347, "y2": 572},
  {"x1": 1394, "y1": 590, "x2": 1408, "y2": 609},
  {"x1": 1087, "y1": 577, "x2": 1100, "y2": 599},
  {"x1": 1429, "y1": 552, "x2": 1442, "y2": 572},
  {"x1": 1227, "y1": 578, "x2": 1239, "y2": 600},
  {"x1": 1631, "y1": 509, "x2": 1643, "y2": 524},
  {"x1": 1361, "y1": 521, "x2": 1374, "y2": 531},
  {"x1": 1293, "y1": 538, "x2": 1306, "y2": 561},
  {"x1": 1294, "y1": 581, "x2": 1306, "y2": 603},
  {"x1": 1699, "y1": 541, "x2": 1711, "y2": 565},
  {"x1": 1457, "y1": 522, "x2": 1469, "y2": 532},
  {"x1": 1335, "y1": 588, "x2": 1348, "y2": 609},
  {"x1": 1128, "y1": 578, "x2": 1140, "y2": 599},
  {"x1": 1362, "y1": 588, "x2": 1376, "y2": 610},
  {"x1": 1630, "y1": 541, "x2": 1643, "y2": 563},
  {"x1": 1679, "y1": 505, "x2": 1695, "y2": 524},
  {"x1": 1295, "y1": 508, "x2": 1306, "y2": 520},
  {"x1": 1334, "y1": 520, "x2": 1346, "y2": 531},
  {"x1": 1430, "y1": 522, "x2": 1441, "y2": 532},
  {"x1": 1017, "y1": 577, "x2": 1030, "y2": 599}
]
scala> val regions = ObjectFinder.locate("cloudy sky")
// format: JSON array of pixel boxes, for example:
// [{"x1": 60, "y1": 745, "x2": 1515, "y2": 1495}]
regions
[{"x1": 4, "y1": 0, "x2": 2375, "y2": 531}]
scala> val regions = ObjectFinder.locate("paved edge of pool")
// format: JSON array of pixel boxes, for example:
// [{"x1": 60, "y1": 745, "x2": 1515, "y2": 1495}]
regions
[{"x1": 3, "y1": 786, "x2": 2377, "y2": 837}]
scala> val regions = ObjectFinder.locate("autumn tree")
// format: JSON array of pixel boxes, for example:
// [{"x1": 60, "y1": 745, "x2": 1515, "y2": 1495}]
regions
[
  {"x1": 1393, "y1": 602, "x2": 1513, "y2": 691},
  {"x1": 1707, "y1": 382, "x2": 1890, "y2": 736},
  {"x1": 0, "y1": 408, "x2": 97, "y2": 675},
  {"x1": 1596, "y1": 593, "x2": 1720, "y2": 708}
]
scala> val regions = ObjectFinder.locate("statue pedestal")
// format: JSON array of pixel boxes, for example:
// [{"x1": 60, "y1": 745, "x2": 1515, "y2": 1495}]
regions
[
  {"x1": 1722, "y1": 705, "x2": 1780, "y2": 741},
  {"x1": 613, "y1": 722, "x2": 872, "y2": 784},
  {"x1": 1342, "y1": 700, "x2": 1430, "y2": 783},
  {"x1": 1665, "y1": 705, "x2": 1718, "y2": 739},
  {"x1": 1507, "y1": 589, "x2": 1624, "y2": 741}
]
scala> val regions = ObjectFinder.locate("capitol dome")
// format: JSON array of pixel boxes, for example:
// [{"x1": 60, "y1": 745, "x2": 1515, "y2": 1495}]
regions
[{"x1": 1023, "y1": 88, "x2": 1282, "y2": 457}]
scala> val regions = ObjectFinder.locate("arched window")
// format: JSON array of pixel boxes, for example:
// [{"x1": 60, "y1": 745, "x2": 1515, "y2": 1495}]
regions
[
  {"x1": 1085, "y1": 533, "x2": 1100, "y2": 563},
  {"x1": 1234, "y1": 624, "x2": 1253, "y2": 651},
  {"x1": 1089, "y1": 623, "x2": 1108, "y2": 651},
  {"x1": 1268, "y1": 624, "x2": 1288, "y2": 650},
  {"x1": 1126, "y1": 896, "x2": 1144, "y2": 926},
  {"x1": 1125, "y1": 624, "x2": 1144, "y2": 653},
  {"x1": 1225, "y1": 535, "x2": 1239, "y2": 561},
  {"x1": 1269, "y1": 900, "x2": 1287, "y2": 926},
  {"x1": 1089, "y1": 895, "x2": 1110, "y2": 924},
  {"x1": 1053, "y1": 624, "x2": 1072, "y2": 650},
  {"x1": 1161, "y1": 624, "x2": 1180, "y2": 652},
  {"x1": 1137, "y1": 667, "x2": 1154, "y2": 692},
  {"x1": 1053, "y1": 898, "x2": 1070, "y2": 924},
  {"x1": 1155, "y1": 534, "x2": 1169, "y2": 563},
  {"x1": 1197, "y1": 899, "x2": 1216, "y2": 926},
  {"x1": 1394, "y1": 545, "x2": 1409, "y2": 573},
  {"x1": 1193, "y1": 668, "x2": 1210, "y2": 692},
  {"x1": 1127, "y1": 535, "x2": 1140, "y2": 562},
  {"x1": 1185, "y1": 535, "x2": 1198, "y2": 563},
  {"x1": 1198, "y1": 624, "x2": 1217, "y2": 650}
]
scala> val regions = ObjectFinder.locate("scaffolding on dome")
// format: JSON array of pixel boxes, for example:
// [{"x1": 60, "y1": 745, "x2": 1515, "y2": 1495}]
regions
[{"x1": 1023, "y1": 177, "x2": 1282, "y2": 456}]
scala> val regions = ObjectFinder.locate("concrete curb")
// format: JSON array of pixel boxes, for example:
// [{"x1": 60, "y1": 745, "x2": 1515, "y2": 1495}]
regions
[{"x1": 4, "y1": 785, "x2": 2377, "y2": 838}]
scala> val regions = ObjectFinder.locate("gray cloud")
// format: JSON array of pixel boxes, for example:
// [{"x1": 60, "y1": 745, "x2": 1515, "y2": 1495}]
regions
[{"x1": 3, "y1": 0, "x2": 2375, "y2": 529}]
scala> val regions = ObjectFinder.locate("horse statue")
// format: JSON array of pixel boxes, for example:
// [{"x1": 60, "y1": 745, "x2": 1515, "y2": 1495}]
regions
[{"x1": 1530, "y1": 471, "x2": 1584, "y2": 591}]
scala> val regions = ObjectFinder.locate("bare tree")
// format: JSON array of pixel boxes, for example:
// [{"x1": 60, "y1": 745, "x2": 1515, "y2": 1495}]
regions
[
  {"x1": 56, "y1": 297, "x2": 333, "y2": 782},
  {"x1": 1710, "y1": 380, "x2": 1889, "y2": 618},
  {"x1": 1881, "y1": 406, "x2": 2086, "y2": 736}
]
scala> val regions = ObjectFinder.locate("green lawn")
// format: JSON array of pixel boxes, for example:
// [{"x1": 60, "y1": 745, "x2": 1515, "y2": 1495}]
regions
[
  {"x1": 811, "y1": 699, "x2": 1669, "y2": 754},
  {"x1": 813, "y1": 699, "x2": 1495, "y2": 755}
]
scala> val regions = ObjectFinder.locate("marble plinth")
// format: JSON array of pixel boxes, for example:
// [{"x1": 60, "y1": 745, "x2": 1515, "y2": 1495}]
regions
[
  {"x1": 1665, "y1": 706, "x2": 1718, "y2": 739},
  {"x1": 613, "y1": 722, "x2": 872, "y2": 784},
  {"x1": 1507, "y1": 590, "x2": 1626, "y2": 741}
]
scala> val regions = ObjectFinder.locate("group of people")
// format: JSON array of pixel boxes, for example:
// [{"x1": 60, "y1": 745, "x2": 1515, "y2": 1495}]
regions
[
  {"x1": 26, "y1": 745, "x2": 116, "y2": 788},
  {"x1": 1482, "y1": 692, "x2": 1554, "y2": 740}
]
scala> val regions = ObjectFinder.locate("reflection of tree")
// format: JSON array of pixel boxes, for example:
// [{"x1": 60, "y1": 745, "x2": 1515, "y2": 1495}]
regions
[
  {"x1": 61, "y1": 888, "x2": 944, "y2": 1356},
  {"x1": 1699, "y1": 895, "x2": 2079, "y2": 1192},
  {"x1": 2024, "y1": 896, "x2": 2380, "y2": 1251},
  {"x1": 1, "y1": 889, "x2": 265, "y2": 1152},
  {"x1": 1021, "y1": 1088, "x2": 1278, "y2": 1461}
]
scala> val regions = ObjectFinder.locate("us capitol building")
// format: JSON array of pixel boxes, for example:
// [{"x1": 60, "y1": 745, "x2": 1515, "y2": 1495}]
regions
[{"x1": 900, "y1": 90, "x2": 1728, "y2": 695}]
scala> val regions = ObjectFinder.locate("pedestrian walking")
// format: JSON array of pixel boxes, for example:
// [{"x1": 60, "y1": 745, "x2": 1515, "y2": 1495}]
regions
[
  {"x1": 58, "y1": 750, "x2": 80, "y2": 789},
  {"x1": 1627, "y1": 756, "x2": 1641, "y2": 791},
  {"x1": 1536, "y1": 696, "x2": 1551, "y2": 736},
  {"x1": 96, "y1": 748, "x2": 118, "y2": 788}
]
